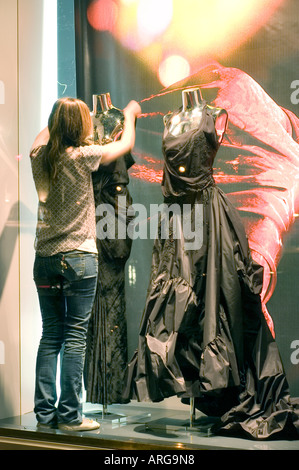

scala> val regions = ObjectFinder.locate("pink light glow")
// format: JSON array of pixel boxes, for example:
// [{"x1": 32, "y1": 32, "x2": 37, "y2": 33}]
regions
[{"x1": 87, "y1": 0, "x2": 118, "y2": 32}]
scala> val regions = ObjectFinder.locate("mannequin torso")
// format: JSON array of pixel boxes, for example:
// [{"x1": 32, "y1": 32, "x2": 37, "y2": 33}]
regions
[
  {"x1": 164, "y1": 88, "x2": 228, "y2": 144},
  {"x1": 92, "y1": 93, "x2": 124, "y2": 144}
]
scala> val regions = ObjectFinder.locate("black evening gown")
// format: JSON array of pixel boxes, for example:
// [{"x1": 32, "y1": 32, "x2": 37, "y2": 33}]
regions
[
  {"x1": 123, "y1": 105, "x2": 299, "y2": 439},
  {"x1": 84, "y1": 155, "x2": 134, "y2": 405}
]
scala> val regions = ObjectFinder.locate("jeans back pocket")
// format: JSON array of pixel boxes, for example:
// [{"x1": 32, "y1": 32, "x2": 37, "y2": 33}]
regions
[{"x1": 61, "y1": 252, "x2": 86, "y2": 281}]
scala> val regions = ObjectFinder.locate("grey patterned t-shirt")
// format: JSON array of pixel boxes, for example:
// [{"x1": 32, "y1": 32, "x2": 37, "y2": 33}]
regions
[{"x1": 30, "y1": 144, "x2": 102, "y2": 256}]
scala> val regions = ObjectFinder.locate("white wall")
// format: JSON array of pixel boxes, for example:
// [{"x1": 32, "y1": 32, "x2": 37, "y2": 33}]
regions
[
  {"x1": 19, "y1": 0, "x2": 57, "y2": 415},
  {"x1": 0, "y1": 0, "x2": 57, "y2": 420},
  {"x1": 0, "y1": 0, "x2": 21, "y2": 419}
]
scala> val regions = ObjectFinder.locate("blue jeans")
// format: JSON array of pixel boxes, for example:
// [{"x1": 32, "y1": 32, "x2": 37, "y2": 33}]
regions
[{"x1": 33, "y1": 250, "x2": 98, "y2": 425}]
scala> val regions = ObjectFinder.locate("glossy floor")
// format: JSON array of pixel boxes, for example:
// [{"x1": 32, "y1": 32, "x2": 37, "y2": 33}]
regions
[{"x1": 0, "y1": 401, "x2": 298, "y2": 450}]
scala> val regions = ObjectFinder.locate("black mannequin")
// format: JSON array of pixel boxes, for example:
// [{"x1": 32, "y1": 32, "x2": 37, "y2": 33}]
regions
[
  {"x1": 84, "y1": 93, "x2": 134, "y2": 410},
  {"x1": 162, "y1": 87, "x2": 227, "y2": 425}
]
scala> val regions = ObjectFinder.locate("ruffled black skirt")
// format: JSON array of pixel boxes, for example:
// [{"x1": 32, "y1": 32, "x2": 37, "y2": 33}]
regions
[{"x1": 123, "y1": 185, "x2": 299, "y2": 439}]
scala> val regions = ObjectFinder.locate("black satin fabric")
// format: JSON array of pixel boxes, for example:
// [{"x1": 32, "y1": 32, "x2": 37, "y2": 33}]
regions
[{"x1": 123, "y1": 107, "x2": 299, "y2": 439}]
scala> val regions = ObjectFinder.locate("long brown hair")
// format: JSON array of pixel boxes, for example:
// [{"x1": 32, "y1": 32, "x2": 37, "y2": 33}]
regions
[{"x1": 43, "y1": 97, "x2": 93, "y2": 180}]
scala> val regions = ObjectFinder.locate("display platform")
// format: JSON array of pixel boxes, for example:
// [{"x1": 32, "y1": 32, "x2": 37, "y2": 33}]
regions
[{"x1": 0, "y1": 402, "x2": 298, "y2": 451}]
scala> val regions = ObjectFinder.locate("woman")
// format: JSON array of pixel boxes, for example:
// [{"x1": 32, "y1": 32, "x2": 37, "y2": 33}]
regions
[{"x1": 30, "y1": 97, "x2": 141, "y2": 431}]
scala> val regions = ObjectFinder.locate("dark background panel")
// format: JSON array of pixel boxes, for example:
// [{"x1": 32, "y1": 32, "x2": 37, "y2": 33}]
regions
[{"x1": 58, "y1": 0, "x2": 299, "y2": 395}]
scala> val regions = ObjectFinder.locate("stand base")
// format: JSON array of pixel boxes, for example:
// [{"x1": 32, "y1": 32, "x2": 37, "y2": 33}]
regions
[
  {"x1": 84, "y1": 405, "x2": 151, "y2": 425},
  {"x1": 84, "y1": 402, "x2": 218, "y2": 437}
]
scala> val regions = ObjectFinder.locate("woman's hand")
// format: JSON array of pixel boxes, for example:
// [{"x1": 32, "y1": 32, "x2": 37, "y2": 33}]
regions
[
  {"x1": 123, "y1": 100, "x2": 141, "y2": 119},
  {"x1": 100, "y1": 100, "x2": 141, "y2": 164}
]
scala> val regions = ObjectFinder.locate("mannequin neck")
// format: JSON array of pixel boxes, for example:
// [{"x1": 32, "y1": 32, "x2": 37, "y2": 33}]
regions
[
  {"x1": 93, "y1": 93, "x2": 113, "y2": 113},
  {"x1": 182, "y1": 88, "x2": 203, "y2": 111}
]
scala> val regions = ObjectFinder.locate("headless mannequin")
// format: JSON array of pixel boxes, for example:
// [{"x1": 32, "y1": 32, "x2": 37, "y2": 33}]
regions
[
  {"x1": 85, "y1": 93, "x2": 134, "y2": 412},
  {"x1": 92, "y1": 93, "x2": 124, "y2": 144},
  {"x1": 92, "y1": 92, "x2": 135, "y2": 171},
  {"x1": 164, "y1": 87, "x2": 228, "y2": 144},
  {"x1": 164, "y1": 88, "x2": 228, "y2": 427}
]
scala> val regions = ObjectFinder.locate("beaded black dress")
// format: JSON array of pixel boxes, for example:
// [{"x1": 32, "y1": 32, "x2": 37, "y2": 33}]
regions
[
  {"x1": 123, "y1": 103, "x2": 299, "y2": 439},
  {"x1": 84, "y1": 95, "x2": 134, "y2": 405}
]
